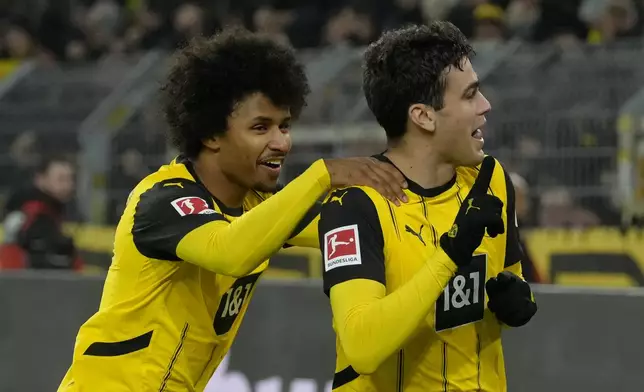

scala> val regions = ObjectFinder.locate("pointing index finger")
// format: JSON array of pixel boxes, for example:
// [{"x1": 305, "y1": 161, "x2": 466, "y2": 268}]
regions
[{"x1": 468, "y1": 156, "x2": 496, "y2": 197}]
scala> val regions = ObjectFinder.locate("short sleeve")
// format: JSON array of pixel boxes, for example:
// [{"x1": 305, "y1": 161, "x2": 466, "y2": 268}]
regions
[
  {"x1": 318, "y1": 188, "x2": 386, "y2": 295},
  {"x1": 501, "y1": 167, "x2": 525, "y2": 268},
  {"x1": 132, "y1": 178, "x2": 227, "y2": 261}
]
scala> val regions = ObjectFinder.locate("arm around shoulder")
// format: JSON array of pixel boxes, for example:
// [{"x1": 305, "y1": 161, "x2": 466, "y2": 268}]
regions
[{"x1": 133, "y1": 160, "x2": 331, "y2": 276}]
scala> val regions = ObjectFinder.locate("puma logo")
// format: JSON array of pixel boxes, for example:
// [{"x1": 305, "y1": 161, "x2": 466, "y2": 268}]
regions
[
  {"x1": 329, "y1": 191, "x2": 349, "y2": 206},
  {"x1": 405, "y1": 224, "x2": 426, "y2": 246},
  {"x1": 164, "y1": 182, "x2": 184, "y2": 189},
  {"x1": 465, "y1": 198, "x2": 480, "y2": 215}
]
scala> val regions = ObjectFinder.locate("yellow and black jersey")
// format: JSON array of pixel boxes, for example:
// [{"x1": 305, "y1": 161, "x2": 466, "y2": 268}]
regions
[
  {"x1": 59, "y1": 156, "x2": 327, "y2": 392},
  {"x1": 318, "y1": 155, "x2": 524, "y2": 392}
]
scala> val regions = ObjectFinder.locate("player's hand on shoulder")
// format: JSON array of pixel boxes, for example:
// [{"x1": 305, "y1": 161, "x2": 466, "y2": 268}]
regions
[
  {"x1": 486, "y1": 271, "x2": 537, "y2": 327},
  {"x1": 439, "y1": 156, "x2": 505, "y2": 267},
  {"x1": 323, "y1": 157, "x2": 408, "y2": 206}
]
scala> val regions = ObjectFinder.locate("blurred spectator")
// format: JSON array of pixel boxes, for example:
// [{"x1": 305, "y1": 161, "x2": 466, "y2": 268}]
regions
[
  {"x1": 171, "y1": 3, "x2": 207, "y2": 48},
  {"x1": 1, "y1": 17, "x2": 40, "y2": 60},
  {"x1": 422, "y1": 0, "x2": 462, "y2": 20},
  {"x1": 3, "y1": 0, "x2": 640, "y2": 63},
  {"x1": 471, "y1": 3, "x2": 508, "y2": 45},
  {"x1": 253, "y1": 3, "x2": 294, "y2": 46},
  {"x1": 37, "y1": 4, "x2": 89, "y2": 62},
  {"x1": 83, "y1": 0, "x2": 124, "y2": 58},
  {"x1": 447, "y1": 0, "x2": 488, "y2": 38},
  {"x1": 5, "y1": 131, "x2": 41, "y2": 187},
  {"x1": 586, "y1": 0, "x2": 640, "y2": 44},
  {"x1": 323, "y1": 2, "x2": 376, "y2": 47},
  {"x1": 381, "y1": 0, "x2": 425, "y2": 31},
  {"x1": 510, "y1": 172, "x2": 542, "y2": 283},
  {"x1": 118, "y1": 148, "x2": 150, "y2": 185},
  {"x1": 505, "y1": 0, "x2": 540, "y2": 39},
  {"x1": 532, "y1": 0, "x2": 588, "y2": 42},
  {"x1": 108, "y1": 148, "x2": 150, "y2": 222},
  {"x1": 539, "y1": 187, "x2": 601, "y2": 228},
  {"x1": 0, "y1": 156, "x2": 82, "y2": 270},
  {"x1": 116, "y1": 3, "x2": 171, "y2": 52}
]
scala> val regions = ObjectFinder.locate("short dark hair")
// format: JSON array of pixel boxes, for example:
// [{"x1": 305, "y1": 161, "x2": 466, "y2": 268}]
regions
[
  {"x1": 362, "y1": 22, "x2": 474, "y2": 140},
  {"x1": 161, "y1": 28, "x2": 310, "y2": 158},
  {"x1": 36, "y1": 155, "x2": 74, "y2": 175}
]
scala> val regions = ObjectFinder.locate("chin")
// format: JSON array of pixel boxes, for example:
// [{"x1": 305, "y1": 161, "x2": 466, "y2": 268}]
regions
[
  {"x1": 458, "y1": 150, "x2": 485, "y2": 167},
  {"x1": 253, "y1": 180, "x2": 280, "y2": 193}
]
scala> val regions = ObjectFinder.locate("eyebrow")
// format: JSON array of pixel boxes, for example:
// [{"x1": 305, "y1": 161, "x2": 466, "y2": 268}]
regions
[
  {"x1": 250, "y1": 115, "x2": 292, "y2": 123},
  {"x1": 463, "y1": 81, "x2": 480, "y2": 97}
]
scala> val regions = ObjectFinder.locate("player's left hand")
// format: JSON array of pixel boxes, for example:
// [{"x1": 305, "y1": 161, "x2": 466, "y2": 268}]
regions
[{"x1": 486, "y1": 271, "x2": 537, "y2": 327}]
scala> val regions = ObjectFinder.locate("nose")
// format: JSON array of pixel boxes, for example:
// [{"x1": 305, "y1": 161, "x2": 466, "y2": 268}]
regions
[
  {"x1": 268, "y1": 129, "x2": 291, "y2": 153},
  {"x1": 479, "y1": 93, "x2": 491, "y2": 115}
]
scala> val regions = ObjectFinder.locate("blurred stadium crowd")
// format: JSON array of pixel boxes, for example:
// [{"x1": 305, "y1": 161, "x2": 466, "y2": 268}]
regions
[
  {"x1": 0, "y1": 0, "x2": 643, "y2": 272},
  {"x1": 1, "y1": 0, "x2": 642, "y2": 62}
]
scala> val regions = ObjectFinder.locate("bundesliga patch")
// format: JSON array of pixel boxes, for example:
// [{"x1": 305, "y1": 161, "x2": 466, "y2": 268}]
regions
[
  {"x1": 323, "y1": 224, "x2": 361, "y2": 272},
  {"x1": 171, "y1": 196, "x2": 217, "y2": 216}
]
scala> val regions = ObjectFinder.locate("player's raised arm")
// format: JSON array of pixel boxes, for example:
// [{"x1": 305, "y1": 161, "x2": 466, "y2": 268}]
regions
[
  {"x1": 132, "y1": 158, "x2": 407, "y2": 277},
  {"x1": 321, "y1": 156, "x2": 505, "y2": 374}
]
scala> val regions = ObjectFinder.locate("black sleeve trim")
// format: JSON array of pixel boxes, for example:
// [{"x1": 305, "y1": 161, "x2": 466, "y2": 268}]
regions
[
  {"x1": 132, "y1": 179, "x2": 227, "y2": 261},
  {"x1": 318, "y1": 188, "x2": 386, "y2": 296},
  {"x1": 84, "y1": 331, "x2": 153, "y2": 356},
  {"x1": 275, "y1": 183, "x2": 324, "y2": 246},
  {"x1": 332, "y1": 366, "x2": 360, "y2": 388},
  {"x1": 287, "y1": 200, "x2": 322, "y2": 241},
  {"x1": 501, "y1": 166, "x2": 525, "y2": 268}
]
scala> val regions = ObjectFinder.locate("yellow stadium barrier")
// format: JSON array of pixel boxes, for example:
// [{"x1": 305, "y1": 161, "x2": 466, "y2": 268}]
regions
[{"x1": 2, "y1": 225, "x2": 644, "y2": 286}]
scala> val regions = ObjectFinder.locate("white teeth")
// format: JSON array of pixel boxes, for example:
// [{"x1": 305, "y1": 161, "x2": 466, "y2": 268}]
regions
[{"x1": 261, "y1": 159, "x2": 282, "y2": 169}]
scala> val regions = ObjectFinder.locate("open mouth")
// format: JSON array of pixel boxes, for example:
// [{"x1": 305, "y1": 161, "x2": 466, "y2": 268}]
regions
[
  {"x1": 258, "y1": 158, "x2": 284, "y2": 170},
  {"x1": 471, "y1": 128, "x2": 483, "y2": 140}
]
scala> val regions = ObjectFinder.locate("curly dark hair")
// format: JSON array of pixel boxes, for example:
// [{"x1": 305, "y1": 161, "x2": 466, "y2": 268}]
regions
[
  {"x1": 363, "y1": 22, "x2": 474, "y2": 141},
  {"x1": 161, "y1": 28, "x2": 310, "y2": 158}
]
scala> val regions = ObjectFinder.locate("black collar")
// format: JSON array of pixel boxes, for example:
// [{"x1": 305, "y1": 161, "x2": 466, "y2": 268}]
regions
[
  {"x1": 176, "y1": 155, "x2": 244, "y2": 217},
  {"x1": 372, "y1": 153, "x2": 456, "y2": 198}
]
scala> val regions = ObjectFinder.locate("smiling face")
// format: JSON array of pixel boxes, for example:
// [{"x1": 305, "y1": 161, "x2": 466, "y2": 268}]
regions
[{"x1": 210, "y1": 93, "x2": 292, "y2": 193}]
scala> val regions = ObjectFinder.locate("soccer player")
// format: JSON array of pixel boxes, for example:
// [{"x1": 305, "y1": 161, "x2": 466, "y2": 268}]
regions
[
  {"x1": 58, "y1": 29, "x2": 407, "y2": 392},
  {"x1": 318, "y1": 23, "x2": 538, "y2": 391}
]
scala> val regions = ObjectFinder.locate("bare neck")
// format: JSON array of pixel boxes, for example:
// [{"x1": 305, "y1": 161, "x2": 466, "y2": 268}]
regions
[
  {"x1": 384, "y1": 138, "x2": 455, "y2": 190},
  {"x1": 191, "y1": 152, "x2": 247, "y2": 208}
]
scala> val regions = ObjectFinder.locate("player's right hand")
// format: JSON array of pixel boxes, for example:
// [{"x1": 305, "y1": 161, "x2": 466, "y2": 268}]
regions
[
  {"x1": 439, "y1": 156, "x2": 505, "y2": 267},
  {"x1": 323, "y1": 157, "x2": 408, "y2": 206}
]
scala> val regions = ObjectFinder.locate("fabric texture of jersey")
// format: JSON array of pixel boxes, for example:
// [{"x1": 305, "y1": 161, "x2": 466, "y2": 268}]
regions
[
  {"x1": 319, "y1": 155, "x2": 524, "y2": 392},
  {"x1": 58, "y1": 156, "x2": 319, "y2": 392}
]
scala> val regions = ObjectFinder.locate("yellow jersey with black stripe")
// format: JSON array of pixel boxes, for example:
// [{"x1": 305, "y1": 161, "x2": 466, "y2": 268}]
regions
[
  {"x1": 318, "y1": 155, "x2": 524, "y2": 392},
  {"x1": 58, "y1": 156, "x2": 323, "y2": 392}
]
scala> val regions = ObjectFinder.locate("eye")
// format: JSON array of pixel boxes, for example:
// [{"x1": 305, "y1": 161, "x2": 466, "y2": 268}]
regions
[
  {"x1": 279, "y1": 122, "x2": 291, "y2": 132},
  {"x1": 252, "y1": 124, "x2": 268, "y2": 132}
]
